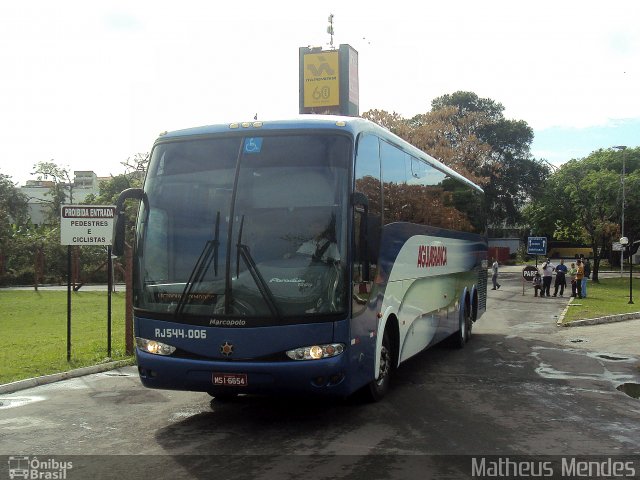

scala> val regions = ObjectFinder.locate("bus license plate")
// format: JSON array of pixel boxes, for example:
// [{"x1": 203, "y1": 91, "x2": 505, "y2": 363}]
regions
[{"x1": 212, "y1": 373, "x2": 248, "y2": 387}]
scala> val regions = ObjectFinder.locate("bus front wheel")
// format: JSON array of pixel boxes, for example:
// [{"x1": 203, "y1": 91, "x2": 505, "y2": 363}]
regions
[{"x1": 365, "y1": 330, "x2": 392, "y2": 402}]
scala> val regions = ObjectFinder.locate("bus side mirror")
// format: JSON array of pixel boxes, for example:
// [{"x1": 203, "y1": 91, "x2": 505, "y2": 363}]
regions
[
  {"x1": 112, "y1": 188, "x2": 144, "y2": 257},
  {"x1": 352, "y1": 192, "x2": 370, "y2": 245},
  {"x1": 352, "y1": 191, "x2": 381, "y2": 264}
]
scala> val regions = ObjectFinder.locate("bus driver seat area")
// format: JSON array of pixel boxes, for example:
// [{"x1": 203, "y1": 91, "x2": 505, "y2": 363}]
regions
[{"x1": 245, "y1": 170, "x2": 340, "y2": 263}]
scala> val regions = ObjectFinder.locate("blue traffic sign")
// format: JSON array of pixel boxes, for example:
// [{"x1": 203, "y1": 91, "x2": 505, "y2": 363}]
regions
[{"x1": 527, "y1": 237, "x2": 547, "y2": 255}]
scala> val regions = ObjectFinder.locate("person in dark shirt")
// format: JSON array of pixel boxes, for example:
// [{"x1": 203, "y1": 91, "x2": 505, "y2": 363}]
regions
[
  {"x1": 533, "y1": 271, "x2": 543, "y2": 297},
  {"x1": 553, "y1": 259, "x2": 568, "y2": 297},
  {"x1": 581, "y1": 256, "x2": 591, "y2": 298}
]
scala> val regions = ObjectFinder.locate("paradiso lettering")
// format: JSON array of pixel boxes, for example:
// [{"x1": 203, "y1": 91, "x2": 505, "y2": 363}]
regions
[{"x1": 417, "y1": 245, "x2": 447, "y2": 268}]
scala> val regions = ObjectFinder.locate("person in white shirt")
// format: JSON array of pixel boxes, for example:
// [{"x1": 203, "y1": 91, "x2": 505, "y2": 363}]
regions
[
  {"x1": 541, "y1": 258, "x2": 555, "y2": 297},
  {"x1": 491, "y1": 259, "x2": 501, "y2": 290}
]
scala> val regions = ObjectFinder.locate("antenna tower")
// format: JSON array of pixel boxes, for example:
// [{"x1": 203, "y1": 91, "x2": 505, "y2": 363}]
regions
[{"x1": 327, "y1": 14, "x2": 335, "y2": 49}]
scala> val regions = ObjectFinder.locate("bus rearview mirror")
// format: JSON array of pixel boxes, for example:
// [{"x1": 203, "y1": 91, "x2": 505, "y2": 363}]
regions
[{"x1": 112, "y1": 188, "x2": 144, "y2": 257}]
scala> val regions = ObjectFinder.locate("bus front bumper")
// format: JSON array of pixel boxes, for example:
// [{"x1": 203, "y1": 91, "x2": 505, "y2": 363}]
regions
[{"x1": 135, "y1": 349, "x2": 352, "y2": 397}]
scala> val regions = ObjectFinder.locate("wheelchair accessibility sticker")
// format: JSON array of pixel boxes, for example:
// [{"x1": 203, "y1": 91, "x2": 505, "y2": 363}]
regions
[{"x1": 244, "y1": 137, "x2": 263, "y2": 154}]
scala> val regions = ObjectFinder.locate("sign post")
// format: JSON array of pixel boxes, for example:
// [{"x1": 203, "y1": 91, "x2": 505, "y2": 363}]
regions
[
  {"x1": 107, "y1": 246, "x2": 113, "y2": 357},
  {"x1": 522, "y1": 265, "x2": 539, "y2": 296},
  {"x1": 67, "y1": 245, "x2": 71, "y2": 362},
  {"x1": 60, "y1": 205, "x2": 116, "y2": 361}
]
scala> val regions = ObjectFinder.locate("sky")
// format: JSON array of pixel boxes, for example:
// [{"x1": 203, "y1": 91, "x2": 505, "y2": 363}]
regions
[{"x1": 1, "y1": 0, "x2": 638, "y2": 186}]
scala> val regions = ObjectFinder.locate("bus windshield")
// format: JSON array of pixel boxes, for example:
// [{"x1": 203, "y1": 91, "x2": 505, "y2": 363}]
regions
[{"x1": 134, "y1": 133, "x2": 351, "y2": 327}]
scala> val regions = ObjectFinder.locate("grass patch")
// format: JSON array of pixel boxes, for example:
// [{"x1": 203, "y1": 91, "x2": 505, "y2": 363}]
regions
[
  {"x1": 561, "y1": 277, "x2": 640, "y2": 323},
  {"x1": 0, "y1": 290, "x2": 133, "y2": 384}
]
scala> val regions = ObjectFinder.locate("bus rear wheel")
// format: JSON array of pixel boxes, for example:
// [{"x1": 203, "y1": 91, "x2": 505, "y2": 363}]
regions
[
  {"x1": 365, "y1": 330, "x2": 392, "y2": 402},
  {"x1": 455, "y1": 300, "x2": 472, "y2": 348}
]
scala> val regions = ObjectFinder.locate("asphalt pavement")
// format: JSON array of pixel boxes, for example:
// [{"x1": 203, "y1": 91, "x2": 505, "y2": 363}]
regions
[
  {"x1": 490, "y1": 265, "x2": 640, "y2": 357},
  {"x1": 1, "y1": 268, "x2": 638, "y2": 475}
]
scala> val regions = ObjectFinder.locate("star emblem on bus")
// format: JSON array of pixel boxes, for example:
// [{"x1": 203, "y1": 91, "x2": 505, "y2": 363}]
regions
[{"x1": 220, "y1": 342, "x2": 234, "y2": 356}]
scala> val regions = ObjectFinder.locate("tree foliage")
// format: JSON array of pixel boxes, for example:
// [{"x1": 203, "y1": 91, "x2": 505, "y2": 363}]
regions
[
  {"x1": 362, "y1": 91, "x2": 549, "y2": 227},
  {"x1": 87, "y1": 153, "x2": 148, "y2": 248},
  {"x1": 523, "y1": 147, "x2": 640, "y2": 280},
  {"x1": 32, "y1": 161, "x2": 74, "y2": 224},
  {"x1": 1, "y1": 154, "x2": 149, "y2": 286},
  {"x1": 0, "y1": 173, "x2": 29, "y2": 228},
  {"x1": 0, "y1": 174, "x2": 30, "y2": 276}
]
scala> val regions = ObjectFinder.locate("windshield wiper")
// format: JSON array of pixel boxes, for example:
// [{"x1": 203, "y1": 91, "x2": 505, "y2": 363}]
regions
[
  {"x1": 234, "y1": 215, "x2": 281, "y2": 318},
  {"x1": 175, "y1": 211, "x2": 220, "y2": 319}
]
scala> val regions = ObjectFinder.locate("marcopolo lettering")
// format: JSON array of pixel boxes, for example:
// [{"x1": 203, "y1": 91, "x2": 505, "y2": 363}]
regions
[{"x1": 417, "y1": 245, "x2": 447, "y2": 268}]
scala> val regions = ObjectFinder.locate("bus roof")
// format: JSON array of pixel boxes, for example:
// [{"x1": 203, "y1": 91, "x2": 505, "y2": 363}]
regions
[
  {"x1": 157, "y1": 115, "x2": 370, "y2": 139},
  {"x1": 156, "y1": 115, "x2": 483, "y2": 194}
]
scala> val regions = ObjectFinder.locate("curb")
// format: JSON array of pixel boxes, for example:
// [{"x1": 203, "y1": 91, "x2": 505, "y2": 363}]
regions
[
  {"x1": 557, "y1": 297, "x2": 640, "y2": 327},
  {"x1": 556, "y1": 298, "x2": 573, "y2": 325},
  {"x1": 560, "y1": 311, "x2": 640, "y2": 327},
  {"x1": 0, "y1": 359, "x2": 135, "y2": 395}
]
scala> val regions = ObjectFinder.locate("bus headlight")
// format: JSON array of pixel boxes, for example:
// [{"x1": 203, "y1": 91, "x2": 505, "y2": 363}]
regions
[
  {"x1": 286, "y1": 343, "x2": 345, "y2": 361},
  {"x1": 136, "y1": 337, "x2": 176, "y2": 356}
]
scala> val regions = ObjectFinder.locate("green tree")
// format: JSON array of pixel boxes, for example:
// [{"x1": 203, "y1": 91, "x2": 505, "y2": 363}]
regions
[
  {"x1": 428, "y1": 92, "x2": 549, "y2": 227},
  {"x1": 524, "y1": 147, "x2": 640, "y2": 281},
  {"x1": 0, "y1": 173, "x2": 29, "y2": 230},
  {"x1": 363, "y1": 91, "x2": 549, "y2": 228},
  {"x1": 406, "y1": 105, "x2": 492, "y2": 186},
  {"x1": 85, "y1": 175, "x2": 136, "y2": 205},
  {"x1": 32, "y1": 161, "x2": 74, "y2": 224},
  {"x1": 0, "y1": 173, "x2": 30, "y2": 278},
  {"x1": 82, "y1": 154, "x2": 149, "y2": 280}
]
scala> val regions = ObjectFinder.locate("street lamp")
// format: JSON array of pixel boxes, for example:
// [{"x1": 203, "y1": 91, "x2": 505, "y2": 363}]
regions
[
  {"x1": 620, "y1": 236, "x2": 634, "y2": 304},
  {"x1": 613, "y1": 146, "x2": 627, "y2": 276}
]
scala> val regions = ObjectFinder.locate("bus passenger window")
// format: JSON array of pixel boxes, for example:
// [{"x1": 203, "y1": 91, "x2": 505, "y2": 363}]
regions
[{"x1": 380, "y1": 141, "x2": 407, "y2": 224}]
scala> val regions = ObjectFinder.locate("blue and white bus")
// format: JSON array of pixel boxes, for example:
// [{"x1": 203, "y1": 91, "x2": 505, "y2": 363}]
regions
[{"x1": 113, "y1": 116, "x2": 488, "y2": 401}]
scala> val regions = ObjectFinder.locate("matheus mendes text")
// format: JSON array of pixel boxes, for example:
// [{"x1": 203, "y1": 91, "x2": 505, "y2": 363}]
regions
[{"x1": 417, "y1": 245, "x2": 447, "y2": 268}]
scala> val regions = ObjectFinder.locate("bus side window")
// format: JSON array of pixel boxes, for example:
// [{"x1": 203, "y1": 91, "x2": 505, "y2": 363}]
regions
[
  {"x1": 380, "y1": 141, "x2": 407, "y2": 223},
  {"x1": 353, "y1": 134, "x2": 382, "y2": 311}
]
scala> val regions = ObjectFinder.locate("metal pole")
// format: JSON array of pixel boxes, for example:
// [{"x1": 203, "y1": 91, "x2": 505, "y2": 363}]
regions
[
  {"x1": 107, "y1": 246, "x2": 112, "y2": 357},
  {"x1": 67, "y1": 245, "x2": 72, "y2": 362},
  {"x1": 125, "y1": 243, "x2": 134, "y2": 355},
  {"x1": 614, "y1": 146, "x2": 628, "y2": 276},
  {"x1": 629, "y1": 243, "x2": 634, "y2": 305},
  {"x1": 621, "y1": 152, "x2": 625, "y2": 276}
]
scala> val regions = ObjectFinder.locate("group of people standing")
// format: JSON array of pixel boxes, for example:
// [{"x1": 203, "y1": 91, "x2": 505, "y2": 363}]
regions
[{"x1": 532, "y1": 256, "x2": 591, "y2": 299}]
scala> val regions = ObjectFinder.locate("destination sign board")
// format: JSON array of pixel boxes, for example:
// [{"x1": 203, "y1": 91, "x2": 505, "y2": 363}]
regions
[{"x1": 527, "y1": 237, "x2": 547, "y2": 255}]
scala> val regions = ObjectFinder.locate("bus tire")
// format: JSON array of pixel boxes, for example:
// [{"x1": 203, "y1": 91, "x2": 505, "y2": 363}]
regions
[
  {"x1": 365, "y1": 329, "x2": 393, "y2": 402},
  {"x1": 455, "y1": 299, "x2": 471, "y2": 349}
]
